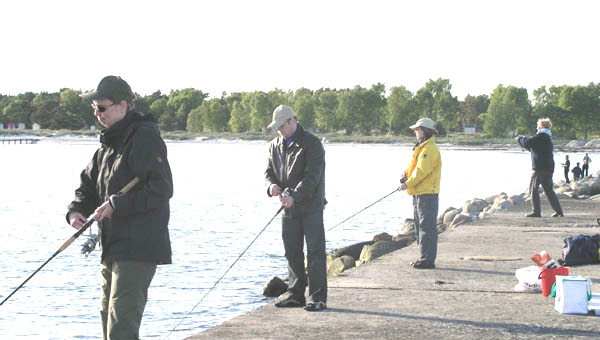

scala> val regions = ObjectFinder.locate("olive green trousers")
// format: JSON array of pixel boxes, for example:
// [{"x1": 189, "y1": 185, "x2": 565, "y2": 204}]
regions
[{"x1": 100, "y1": 260, "x2": 156, "y2": 340}]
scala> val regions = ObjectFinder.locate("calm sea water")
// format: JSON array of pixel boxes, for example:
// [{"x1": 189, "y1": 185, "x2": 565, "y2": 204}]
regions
[{"x1": 0, "y1": 137, "x2": 591, "y2": 339}]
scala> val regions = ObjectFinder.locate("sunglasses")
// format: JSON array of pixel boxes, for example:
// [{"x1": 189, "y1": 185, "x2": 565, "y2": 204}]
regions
[{"x1": 91, "y1": 103, "x2": 117, "y2": 112}]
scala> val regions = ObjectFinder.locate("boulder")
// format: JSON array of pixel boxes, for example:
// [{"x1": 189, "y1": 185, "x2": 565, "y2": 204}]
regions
[
  {"x1": 332, "y1": 241, "x2": 374, "y2": 260},
  {"x1": 442, "y1": 208, "x2": 460, "y2": 225},
  {"x1": 485, "y1": 192, "x2": 507, "y2": 204},
  {"x1": 358, "y1": 240, "x2": 405, "y2": 264},
  {"x1": 327, "y1": 255, "x2": 355, "y2": 276},
  {"x1": 449, "y1": 213, "x2": 473, "y2": 229},
  {"x1": 555, "y1": 185, "x2": 573, "y2": 195},
  {"x1": 565, "y1": 140, "x2": 587, "y2": 148},
  {"x1": 584, "y1": 139, "x2": 600, "y2": 148},
  {"x1": 399, "y1": 219, "x2": 415, "y2": 234},
  {"x1": 392, "y1": 232, "x2": 416, "y2": 246},
  {"x1": 372, "y1": 232, "x2": 393, "y2": 242},
  {"x1": 437, "y1": 223, "x2": 447, "y2": 234},
  {"x1": 462, "y1": 198, "x2": 489, "y2": 216},
  {"x1": 509, "y1": 194, "x2": 525, "y2": 205},
  {"x1": 262, "y1": 276, "x2": 288, "y2": 297},
  {"x1": 589, "y1": 177, "x2": 600, "y2": 196},
  {"x1": 570, "y1": 181, "x2": 591, "y2": 196},
  {"x1": 491, "y1": 195, "x2": 512, "y2": 210}
]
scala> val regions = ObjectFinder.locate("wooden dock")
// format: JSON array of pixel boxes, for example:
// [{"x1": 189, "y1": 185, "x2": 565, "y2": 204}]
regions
[{"x1": 0, "y1": 138, "x2": 39, "y2": 144}]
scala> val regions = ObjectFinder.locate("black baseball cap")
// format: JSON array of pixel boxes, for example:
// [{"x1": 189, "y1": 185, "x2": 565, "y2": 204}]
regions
[{"x1": 81, "y1": 75, "x2": 134, "y2": 103}]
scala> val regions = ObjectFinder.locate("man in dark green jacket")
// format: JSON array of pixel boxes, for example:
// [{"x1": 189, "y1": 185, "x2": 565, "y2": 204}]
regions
[
  {"x1": 265, "y1": 105, "x2": 327, "y2": 312},
  {"x1": 67, "y1": 75, "x2": 173, "y2": 339}
]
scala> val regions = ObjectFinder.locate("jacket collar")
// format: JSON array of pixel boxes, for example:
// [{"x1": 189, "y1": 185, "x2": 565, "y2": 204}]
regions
[
  {"x1": 100, "y1": 111, "x2": 155, "y2": 147},
  {"x1": 280, "y1": 124, "x2": 305, "y2": 149}
]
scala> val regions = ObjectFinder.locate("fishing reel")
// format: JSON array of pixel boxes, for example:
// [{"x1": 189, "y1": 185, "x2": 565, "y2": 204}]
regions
[{"x1": 81, "y1": 232, "x2": 99, "y2": 257}]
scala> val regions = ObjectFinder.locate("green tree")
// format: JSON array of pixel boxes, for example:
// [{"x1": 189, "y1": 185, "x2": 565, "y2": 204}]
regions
[
  {"x1": 31, "y1": 92, "x2": 63, "y2": 129},
  {"x1": 159, "y1": 111, "x2": 178, "y2": 131},
  {"x1": 166, "y1": 88, "x2": 207, "y2": 130},
  {"x1": 200, "y1": 99, "x2": 230, "y2": 132},
  {"x1": 459, "y1": 94, "x2": 489, "y2": 131},
  {"x1": 483, "y1": 85, "x2": 530, "y2": 137},
  {"x1": 187, "y1": 106, "x2": 203, "y2": 132},
  {"x1": 292, "y1": 88, "x2": 316, "y2": 130},
  {"x1": 60, "y1": 88, "x2": 92, "y2": 129},
  {"x1": 415, "y1": 79, "x2": 459, "y2": 132},
  {"x1": 336, "y1": 88, "x2": 362, "y2": 134},
  {"x1": 314, "y1": 89, "x2": 338, "y2": 132},
  {"x1": 387, "y1": 86, "x2": 416, "y2": 135},
  {"x1": 559, "y1": 84, "x2": 599, "y2": 139},
  {"x1": 149, "y1": 97, "x2": 168, "y2": 122},
  {"x1": 532, "y1": 86, "x2": 574, "y2": 138},
  {"x1": 2, "y1": 92, "x2": 35, "y2": 126},
  {"x1": 250, "y1": 92, "x2": 271, "y2": 132}
]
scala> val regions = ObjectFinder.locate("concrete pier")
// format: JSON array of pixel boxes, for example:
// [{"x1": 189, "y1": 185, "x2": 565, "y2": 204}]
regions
[{"x1": 187, "y1": 197, "x2": 600, "y2": 340}]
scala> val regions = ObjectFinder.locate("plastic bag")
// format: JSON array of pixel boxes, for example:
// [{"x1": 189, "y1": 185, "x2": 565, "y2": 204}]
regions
[{"x1": 514, "y1": 265, "x2": 542, "y2": 292}]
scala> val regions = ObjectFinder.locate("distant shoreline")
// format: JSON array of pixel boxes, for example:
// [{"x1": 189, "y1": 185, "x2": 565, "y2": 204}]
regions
[{"x1": 1, "y1": 129, "x2": 598, "y2": 151}]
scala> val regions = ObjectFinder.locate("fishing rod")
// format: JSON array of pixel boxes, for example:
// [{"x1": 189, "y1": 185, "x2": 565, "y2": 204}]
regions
[
  {"x1": 165, "y1": 205, "x2": 284, "y2": 340},
  {"x1": 326, "y1": 188, "x2": 399, "y2": 232},
  {"x1": 0, "y1": 177, "x2": 140, "y2": 306}
]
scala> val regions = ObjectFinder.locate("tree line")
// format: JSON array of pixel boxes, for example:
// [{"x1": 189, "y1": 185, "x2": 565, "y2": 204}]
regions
[{"x1": 1, "y1": 79, "x2": 598, "y2": 138}]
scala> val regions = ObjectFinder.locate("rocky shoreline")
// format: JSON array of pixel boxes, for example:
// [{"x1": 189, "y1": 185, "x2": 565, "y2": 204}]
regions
[{"x1": 323, "y1": 171, "x2": 600, "y2": 278}]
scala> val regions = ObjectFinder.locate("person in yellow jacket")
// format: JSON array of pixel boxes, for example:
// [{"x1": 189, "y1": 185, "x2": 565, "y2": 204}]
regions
[{"x1": 398, "y1": 118, "x2": 441, "y2": 269}]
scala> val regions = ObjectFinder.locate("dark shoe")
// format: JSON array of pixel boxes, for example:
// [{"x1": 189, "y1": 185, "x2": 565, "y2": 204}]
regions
[
  {"x1": 304, "y1": 301, "x2": 326, "y2": 312},
  {"x1": 274, "y1": 294, "x2": 306, "y2": 308},
  {"x1": 526, "y1": 212, "x2": 541, "y2": 217},
  {"x1": 551, "y1": 212, "x2": 564, "y2": 217},
  {"x1": 410, "y1": 260, "x2": 435, "y2": 269}
]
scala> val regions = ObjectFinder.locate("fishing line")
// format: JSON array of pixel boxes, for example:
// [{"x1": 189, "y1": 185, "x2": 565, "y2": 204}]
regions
[
  {"x1": 326, "y1": 188, "x2": 399, "y2": 233},
  {"x1": 0, "y1": 177, "x2": 139, "y2": 307},
  {"x1": 164, "y1": 206, "x2": 284, "y2": 340}
]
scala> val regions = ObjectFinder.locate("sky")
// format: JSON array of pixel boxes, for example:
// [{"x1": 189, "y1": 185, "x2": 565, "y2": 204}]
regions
[{"x1": 1, "y1": 0, "x2": 598, "y2": 100}]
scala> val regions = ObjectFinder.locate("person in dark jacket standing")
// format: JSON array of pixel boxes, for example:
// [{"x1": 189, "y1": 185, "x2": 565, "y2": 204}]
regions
[
  {"x1": 265, "y1": 105, "x2": 327, "y2": 312},
  {"x1": 67, "y1": 76, "x2": 173, "y2": 339},
  {"x1": 516, "y1": 117, "x2": 563, "y2": 217},
  {"x1": 572, "y1": 162, "x2": 582, "y2": 181}
]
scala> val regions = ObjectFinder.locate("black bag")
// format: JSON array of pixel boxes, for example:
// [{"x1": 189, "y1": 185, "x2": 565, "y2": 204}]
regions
[{"x1": 559, "y1": 234, "x2": 600, "y2": 266}]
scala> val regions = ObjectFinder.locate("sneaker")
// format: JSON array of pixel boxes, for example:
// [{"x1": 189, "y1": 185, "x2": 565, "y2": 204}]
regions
[
  {"x1": 274, "y1": 294, "x2": 305, "y2": 308},
  {"x1": 526, "y1": 212, "x2": 541, "y2": 217},
  {"x1": 410, "y1": 259, "x2": 435, "y2": 269},
  {"x1": 551, "y1": 212, "x2": 564, "y2": 217},
  {"x1": 304, "y1": 301, "x2": 326, "y2": 312}
]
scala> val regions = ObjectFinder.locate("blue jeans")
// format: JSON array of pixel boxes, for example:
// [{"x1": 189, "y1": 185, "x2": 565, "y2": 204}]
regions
[{"x1": 413, "y1": 194, "x2": 439, "y2": 264}]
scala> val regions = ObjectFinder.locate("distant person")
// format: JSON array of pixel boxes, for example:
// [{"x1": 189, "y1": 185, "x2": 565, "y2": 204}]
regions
[
  {"x1": 572, "y1": 162, "x2": 582, "y2": 181},
  {"x1": 516, "y1": 117, "x2": 564, "y2": 217},
  {"x1": 265, "y1": 105, "x2": 328, "y2": 311},
  {"x1": 399, "y1": 118, "x2": 441, "y2": 269},
  {"x1": 66, "y1": 75, "x2": 173, "y2": 339},
  {"x1": 562, "y1": 155, "x2": 570, "y2": 183},
  {"x1": 582, "y1": 152, "x2": 592, "y2": 177}
]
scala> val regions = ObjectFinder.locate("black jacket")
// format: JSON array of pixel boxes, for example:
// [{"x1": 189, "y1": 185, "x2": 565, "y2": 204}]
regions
[
  {"x1": 67, "y1": 111, "x2": 173, "y2": 264},
  {"x1": 517, "y1": 131, "x2": 555, "y2": 172},
  {"x1": 265, "y1": 125, "x2": 326, "y2": 216}
]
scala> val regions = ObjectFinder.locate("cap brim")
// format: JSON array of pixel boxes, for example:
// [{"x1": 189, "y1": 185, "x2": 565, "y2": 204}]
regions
[
  {"x1": 267, "y1": 119, "x2": 283, "y2": 129},
  {"x1": 80, "y1": 90, "x2": 106, "y2": 101},
  {"x1": 409, "y1": 124, "x2": 419, "y2": 129}
]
